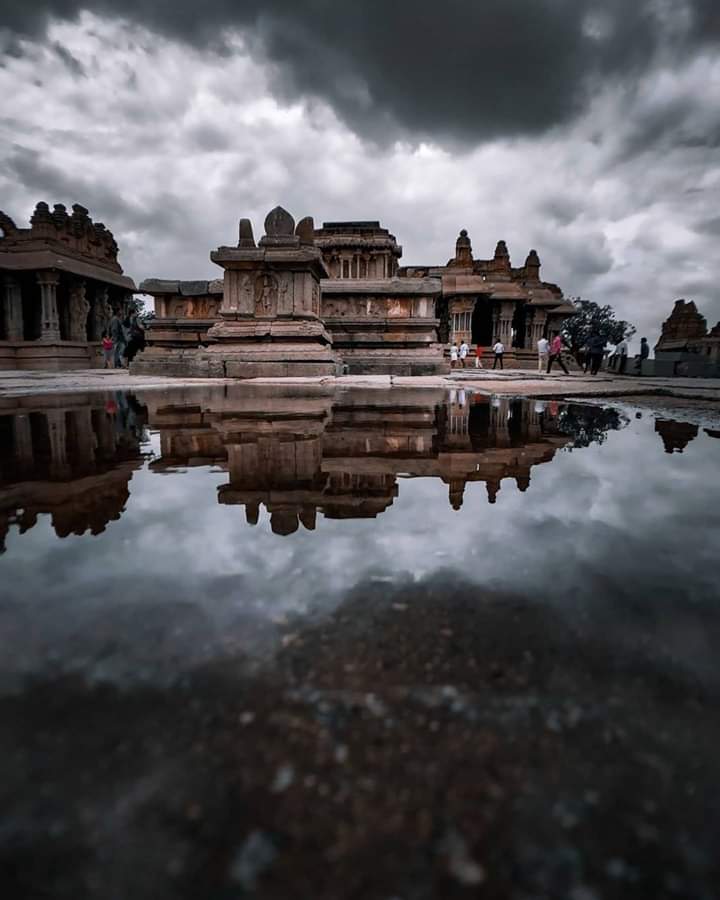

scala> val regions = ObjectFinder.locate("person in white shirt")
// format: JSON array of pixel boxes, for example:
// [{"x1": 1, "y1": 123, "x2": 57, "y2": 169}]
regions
[
  {"x1": 459, "y1": 340, "x2": 469, "y2": 368},
  {"x1": 449, "y1": 343, "x2": 459, "y2": 368},
  {"x1": 537, "y1": 336, "x2": 549, "y2": 373},
  {"x1": 492, "y1": 337, "x2": 504, "y2": 370}
]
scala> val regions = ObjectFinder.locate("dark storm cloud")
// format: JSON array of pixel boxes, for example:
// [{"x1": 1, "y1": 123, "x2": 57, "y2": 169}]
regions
[
  {"x1": 2, "y1": 0, "x2": 719, "y2": 143},
  {"x1": 3, "y1": 145, "x2": 190, "y2": 239}
]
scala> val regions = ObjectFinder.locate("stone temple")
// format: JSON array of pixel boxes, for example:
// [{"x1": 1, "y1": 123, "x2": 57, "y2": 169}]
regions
[
  {"x1": 134, "y1": 207, "x2": 575, "y2": 377},
  {"x1": 652, "y1": 299, "x2": 720, "y2": 377},
  {"x1": 0, "y1": 203, "x2": 136, "y2": 370}
]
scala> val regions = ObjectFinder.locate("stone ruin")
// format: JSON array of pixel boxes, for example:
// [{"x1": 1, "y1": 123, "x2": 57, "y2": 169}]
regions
[
  {"x1": 652, "y1": 298, "x2": 720, "y2": 377},
  {"x1": 655, "y1": 299, "x2": 707, "y2": 353}
]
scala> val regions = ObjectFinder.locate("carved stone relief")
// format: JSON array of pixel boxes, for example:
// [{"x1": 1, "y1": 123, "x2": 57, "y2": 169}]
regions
[{"x1": 254, "y1": 271, "x2": 278, "y2": 317}]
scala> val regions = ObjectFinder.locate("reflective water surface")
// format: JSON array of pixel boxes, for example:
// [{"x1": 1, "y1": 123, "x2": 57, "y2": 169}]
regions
[{"x1": 1, "y1": 385, "x2": 719, "y2": 899}]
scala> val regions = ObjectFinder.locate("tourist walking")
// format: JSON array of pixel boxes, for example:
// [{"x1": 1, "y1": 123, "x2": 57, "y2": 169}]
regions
[
  {"x1": 475, "y1": 344, "x2": 484, "y2": 368},
  {"x1": 125, "y1": 314, "x2": 146, "y2": 364},
  {"x1": 546, "y1": 333, "x2": 570, "y2": 374},
  {"x1": 108, "y1": 311, "x2": 126, "y2": 368},
  {"x1": 101, "y1": 332, "x2": 114, "y2": 369},
  {"x1": 615, "y1": 337, "x2": 629, "y2": 374},
  {"x1": 459, "y1": 340, "x2": 469, "y2": 368},
  {"x1": 581, "y1": 342, "x2": 591, "y2": 373},
  {"x1": 492, "y1": 337, "x2": 504, "y2": 370},
  {"x1": 587, "y1": 333, "x2": 606, "y2": 376},
  {"x1": 450, "y1": 343, "x2": 459, "y2": 368},
  {"x1": 637, "y1": 336, "x2": 649, "y2": 374},
  {"x1": 537, "y1": 335, "x2": 549, "y2": 372}
]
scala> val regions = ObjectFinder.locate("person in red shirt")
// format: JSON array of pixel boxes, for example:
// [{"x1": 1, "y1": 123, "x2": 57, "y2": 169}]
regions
[
  {"x1": 546, "y1": 333, "x2": 570, "y2": 374},
  {"x1": 101, "y1": 333, "x2": 114, "y2": 369},
  {"x1": 475, "y1": 344, "x2": 484, "y2": 368}
]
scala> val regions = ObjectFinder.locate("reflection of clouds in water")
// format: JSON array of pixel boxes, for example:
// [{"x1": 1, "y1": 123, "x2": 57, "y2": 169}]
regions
[{"x1": 2, "y1": 414, "x2": 719, "y2": 691}]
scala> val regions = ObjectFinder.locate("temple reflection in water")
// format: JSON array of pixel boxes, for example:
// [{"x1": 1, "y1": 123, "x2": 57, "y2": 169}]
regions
[
  {"x1": 0, "y1": 393, "x2": 147, "y2": 549},
  {"x1": 0, "y1": 386, "x2": 641, "y2": 543},
  {"x1": 152, "y1": 386, "x2": 628, "y2": 535}
]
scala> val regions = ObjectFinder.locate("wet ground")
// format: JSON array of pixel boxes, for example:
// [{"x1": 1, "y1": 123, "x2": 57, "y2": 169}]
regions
[{"x1": 1, "y1": 385, "x2": 719, "y2": 899}]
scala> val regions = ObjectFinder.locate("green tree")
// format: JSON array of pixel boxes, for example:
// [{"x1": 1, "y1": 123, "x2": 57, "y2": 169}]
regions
[
  {"x1": 129, "y1": 295, "x2": 155, "y2": 323},
  {"x1": 561, "y1": 299, "x2": 636, "y2": 362}
]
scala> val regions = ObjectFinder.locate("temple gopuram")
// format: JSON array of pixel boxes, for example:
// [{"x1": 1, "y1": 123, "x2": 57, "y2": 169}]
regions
[
  {"x1": 0, "y1": 203, "x2": 136, "y2": 370},
  {"x1": 136, "y1": 207, "x2": 575, "y2": 377},
  {"x1": 653, "y1": 299, "x2": 720, "y2": 377}
]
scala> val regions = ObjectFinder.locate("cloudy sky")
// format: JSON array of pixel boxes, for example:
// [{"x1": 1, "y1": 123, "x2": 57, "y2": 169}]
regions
[{"x1": 1, "y1": 1, "x2": 719, "y2": 344}]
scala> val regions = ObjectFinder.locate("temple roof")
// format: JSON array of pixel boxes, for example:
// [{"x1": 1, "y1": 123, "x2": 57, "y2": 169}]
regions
[
  {"x1": 0, "y1": 248, "x2": 136, "y2": 290},
  {"x1": 140, "y1": 278, "x2": 224, "y2": 295},
  {"x1": 322, "y1": 278, "x2": 442, "y2": 296}
]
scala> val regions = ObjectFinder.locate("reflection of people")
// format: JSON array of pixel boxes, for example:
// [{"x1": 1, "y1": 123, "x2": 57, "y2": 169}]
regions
[
  {"x1": 637, "y1": 336, "x2": 649, "y2": 375},
  {"x1": 492, "y1": 337, "x2": 504, "y2": 370},
  {"x1": 546, "y1": 333, "x2": 570, "y2": 374},
  {"x1": 537, "y1": 336, "x2": 549, "y2": 372},
  {"x1": 459, "y1": 340, "x2": 469, "y2": 368}
]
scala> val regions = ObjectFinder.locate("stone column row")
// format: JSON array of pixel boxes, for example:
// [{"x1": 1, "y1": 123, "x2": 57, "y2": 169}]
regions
[
  {"x1": 3, "y1": 272, "x2": 114, "y2": 343},
  {"x1": 2, "y1": 276, "x2": 24, "y2": 341},
  {"x1": 37, "y1": 270, "x2": 61, "y2": 342}
]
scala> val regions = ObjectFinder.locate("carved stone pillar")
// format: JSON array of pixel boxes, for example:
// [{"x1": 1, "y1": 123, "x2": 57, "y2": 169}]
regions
[
  {"x1": 46, "y1": 410, "x2": 69, "y2": 478},
  {"x1": 490, "y1": 397, "x2": 510, "y2": 447},
  {"x1": 36, "y1": 270, "x2": 61, "y2": 342},
  {"x1": 68, "y1": 279, "x2": 89, "y2": 342},
  {"x1": 499, "y1": 301, "x2": 514, "y2": 345},
  {"x1": 532, "y1": 310, "x2": 548, "y2": 344},
  {"x1": 91, "y1": 286, "x2": 110, "y2": 340},
  {"x1": 2, "y1": 275, "x2": 24, "y2": 341},
  {"x1": 12, "y1": 414, "x2": 33, "y2": 471}
]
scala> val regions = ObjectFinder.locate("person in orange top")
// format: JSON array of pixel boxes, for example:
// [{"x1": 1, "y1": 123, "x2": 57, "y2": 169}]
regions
[{"x1": 475, "y1": 344, "x2": 484, "y2": 368}]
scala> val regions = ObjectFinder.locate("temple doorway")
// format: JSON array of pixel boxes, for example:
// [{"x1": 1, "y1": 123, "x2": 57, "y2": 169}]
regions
[
  {"x1": 511, "y1": 303, "x2": 526, "y2": 348},
  {"x1": 471, "y1": 298, "x2": 494, "y2": 346},
  {"x1": 435, "y1": 297, "x2": 450, "y2": 344}
]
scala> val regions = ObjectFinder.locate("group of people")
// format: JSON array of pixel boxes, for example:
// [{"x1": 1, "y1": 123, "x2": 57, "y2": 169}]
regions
[
  {"x1": 450, "y1": 333, "x2": 650, "y2": 376},
  {"x1": 101, "y1": 310, "x2": 146, "y2": 369},
  {"x1": 449, "y1": 338, "x2": 508, "y2": 370}
]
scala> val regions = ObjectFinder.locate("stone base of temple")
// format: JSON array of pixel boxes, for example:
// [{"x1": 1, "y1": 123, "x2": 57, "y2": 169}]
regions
[
  {"x1": 141, "y1": 317, "x2": 217, "y2": 349},
  {"x1": 0, "y1": 341, "x2": 103, "y2": 371},
  {"x1": 204, "y1": 342, "x2": 340, "y2": 378},
  {"x1": 324, "y1": 317, "x2": 449, "y2": 376},
  {"x1": 339, "y1": 346, "x2": 449, "y2": 376},
  {"x1": 132, "y1": 332, "x2": 340, "y2": 379}
]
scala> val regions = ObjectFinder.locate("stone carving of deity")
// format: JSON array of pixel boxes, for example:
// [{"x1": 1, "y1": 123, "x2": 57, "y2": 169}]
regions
[
  {"x1": 277, "y1": 274, "x2": 293, "y2": 314},
  {"x1": 69, "y1": 280, "x2": 90, "y2": 341},
  {"x1": 254, "y1": 272, "x2": 278, "y2": 317},
  {"x1": 91, "y1": 288, "x2": 111, "y2": 340},
  {"x1": 311, "y1": 280, "x2": 320, "y2": 316},
  {"x1": 239, "y1": 274, "x2": 254, "y2": 314}
]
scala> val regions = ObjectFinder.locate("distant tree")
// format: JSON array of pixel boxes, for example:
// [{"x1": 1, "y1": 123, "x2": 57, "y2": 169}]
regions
[
  {"x1": 129, "y1": 295, "x2": 155, "y2": 323},
  {"x1": 556, "y1": 404, "x2": 629, "y2": 449},
  {"x1": 560, "y1": 299, "x2": 636, "y2": 362}
]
